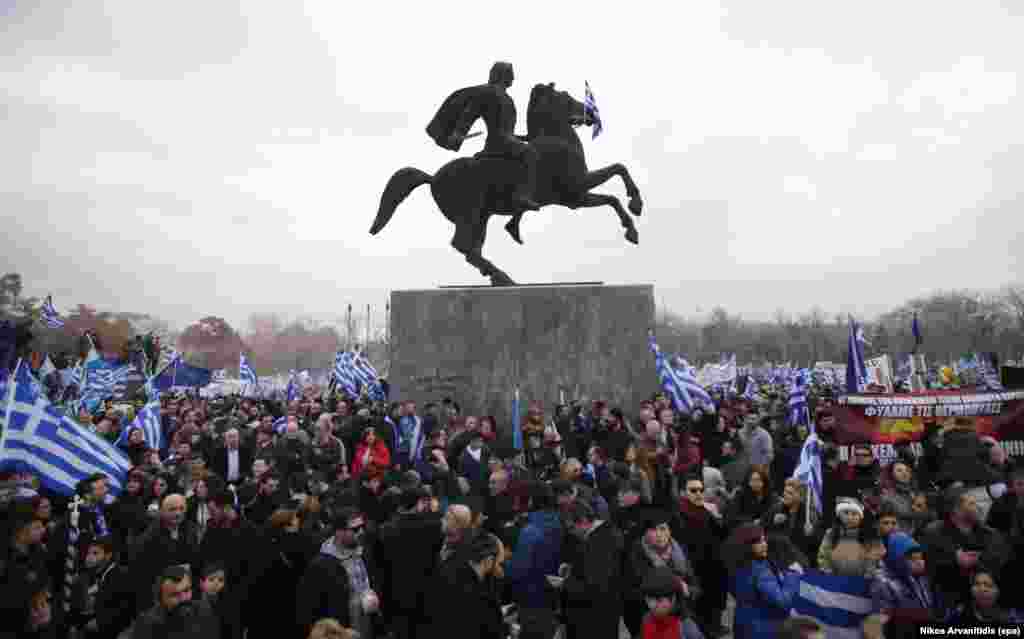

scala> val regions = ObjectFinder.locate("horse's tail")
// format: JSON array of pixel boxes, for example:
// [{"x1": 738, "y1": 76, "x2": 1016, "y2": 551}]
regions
[{"x1": 370, "y1": 167, "x2": 433, "y2": 235}]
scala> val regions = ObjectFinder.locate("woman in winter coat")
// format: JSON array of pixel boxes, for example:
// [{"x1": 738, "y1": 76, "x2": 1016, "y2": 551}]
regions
[
  {"x1": 816, "y1": 497, "x2": 868, "y2": 574},
  {"x1": 763, "y1": 479, "x2": 821, "y2": 562},
  {"x1": 110, "y1": 468, "x2": 150, "y2": 546},
  {"x1": 623, "y1": 512, "x2": 702, "y2": 638},
  {"x1": 879, "y1": 460, "x2": 929, "y2": 534},
  {"x1": 351, "y1": 428, "x2": 391, "y2": 479},
  {"x1": 724, "y1": 466, "x2": 778, "y2": 531},
  {"x1": 725, "y1": 523, "x2": 799, "y2": 639}
]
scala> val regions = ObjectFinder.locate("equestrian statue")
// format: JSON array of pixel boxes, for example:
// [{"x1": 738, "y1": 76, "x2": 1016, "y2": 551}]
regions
[{"x1": 369, "y1": 61, "x2": 644, "y2": 286}]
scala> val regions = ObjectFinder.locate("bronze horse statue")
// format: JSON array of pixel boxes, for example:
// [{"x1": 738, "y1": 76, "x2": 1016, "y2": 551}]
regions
[{"x1": 369, "y1": 82, "x2": 643, "y2": 286}]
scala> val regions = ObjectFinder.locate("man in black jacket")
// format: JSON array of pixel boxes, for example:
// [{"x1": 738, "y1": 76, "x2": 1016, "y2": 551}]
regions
[
  {"x1": 562, "y1": 499, "x2": 624, "y2": 639},
  {"x1": 296, "y1": 507, "x2": 379, "y2": 639},
  {"x1": 127, "y1": 494, "x2": 201, "y2": 616},
  {"x1": 430, "y1": 531, "x2": 509, "y2": 639},
  {"x1": 131, "y1": 565, "x2": 219, "y2": 639},
  {"x1": 376, "y1": 487, "x2": 442, "y2": 639},
  {"x1": 209, "y1": 429, "x2": 252, "y2": 486}
]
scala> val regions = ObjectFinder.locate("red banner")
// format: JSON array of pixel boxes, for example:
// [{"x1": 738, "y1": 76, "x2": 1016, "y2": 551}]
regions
[{"x1": 832, "y1": 390, "x2": 1024, "y2": 454}]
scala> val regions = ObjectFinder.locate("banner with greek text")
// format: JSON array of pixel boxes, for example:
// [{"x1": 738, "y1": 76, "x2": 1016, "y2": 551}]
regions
[{"x1": 832, "y1": 390, "x2": 1024, "y2": 456}]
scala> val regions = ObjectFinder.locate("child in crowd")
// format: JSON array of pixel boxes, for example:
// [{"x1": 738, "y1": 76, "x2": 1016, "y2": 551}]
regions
[{"x1": 640, "y1": 567, "x2": 705, "y2": 639}]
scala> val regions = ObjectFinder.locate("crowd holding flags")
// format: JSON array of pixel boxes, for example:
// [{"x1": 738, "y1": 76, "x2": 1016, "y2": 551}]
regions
[
  {"x1": 332, "y1": 348, "x2": 386, "y2": 401},
  {"x1": 1, "y1": 360, "x2": 131, "y2": 496}
]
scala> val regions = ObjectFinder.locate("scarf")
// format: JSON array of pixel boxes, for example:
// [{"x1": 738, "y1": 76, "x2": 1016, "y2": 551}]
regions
[
  {"x1": 642, "y1": 537, "x2": 688, "y2": 575},
  {"x1": 679, "y1": 497, "x2": 709, "y2": 527},
  {"x1": 89, "y1": 504, "x2": 110, "y2": 538},
  {"x1": 643, "y1": 614, "x2": 681, "y2": 639}
]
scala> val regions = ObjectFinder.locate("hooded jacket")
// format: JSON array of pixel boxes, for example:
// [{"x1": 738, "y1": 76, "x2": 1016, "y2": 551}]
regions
[{"x1": 870, "y1": 533, "x2": 937, "y2": 619}]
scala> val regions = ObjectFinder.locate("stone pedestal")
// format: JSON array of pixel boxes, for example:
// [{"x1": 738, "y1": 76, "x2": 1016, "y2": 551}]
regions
[{"x1": 389, "y1": 284, "x2": 656, "y2": 433}]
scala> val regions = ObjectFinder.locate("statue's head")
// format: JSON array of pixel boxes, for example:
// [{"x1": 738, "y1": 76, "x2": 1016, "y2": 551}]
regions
[{"x1": 489, "y1": 61, "x2": 514, "y2": 88}]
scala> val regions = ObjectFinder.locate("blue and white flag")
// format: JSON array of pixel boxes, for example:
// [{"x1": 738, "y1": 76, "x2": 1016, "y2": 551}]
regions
[
  {"x1": 976, "y1": 353, "x2": 1004, "y2": 391},
  {"x1": 584, "y1": 81, "x2": 603, "y2": 139},
  {"x1": 286, "y1": 371, "x2": 300, "y2": 402},
  {"x1": 350, "y1": 351, "x2": 386, "y2": 401},
  {"x1": 1, "y1": 361, "x2": 131, "y2": 496},
  {"x1": 792, "y1": 409, "x2": 823, "y2": 520},
  {"x1": 40, "y1": 295, "x2": 65, "y2": 328},
  {"x1": 512, "y1": 386, "x2": 522, "y2": 451},
  {"x1": 118, "y1": 399, "x2": 162, "y2": 451},
  {"x1": 671, "y1": 356, "x2": 714, "y2": 409},
  {"x1": 845, "y1": 317, "x2": 869, "y2": 394},
  {"x1": 788, "y1": 369, "x2": 810, "y2": 427},
  {"x1": 333, "y1": 351, "x2": 359, "y2": 398},
  {"x1": 791, "y1": 572, "x2": 875, "y2": 639},
  {"x1": 239, "y1": 353, "x2": 258, "y2": 396},
  {"x1": 649, "y1": 332, "x2": 693, "y2": 413},
  {"x1": 273, "y1": 416, "x2": 288, "y2": 435}
]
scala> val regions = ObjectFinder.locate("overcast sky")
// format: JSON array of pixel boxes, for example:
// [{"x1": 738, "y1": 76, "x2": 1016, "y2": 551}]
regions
[{"x1": 3, "y1": 0, "x2": 1022, "y2": 331}]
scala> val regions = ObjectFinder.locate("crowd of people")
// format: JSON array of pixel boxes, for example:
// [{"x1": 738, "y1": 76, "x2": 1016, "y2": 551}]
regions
[{"x1": 2, "y1": 384, "x2": 1023, "y2": 639}]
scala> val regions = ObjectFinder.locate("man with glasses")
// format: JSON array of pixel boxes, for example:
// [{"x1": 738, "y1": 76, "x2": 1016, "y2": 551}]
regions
[
  {"x1": 297, "y1": 508, "x2": 379, "y2": 639},
  {"x1": 131, "y1": 565, "x2": 219, "y2": 639},
  {"x1": 677, "y1": 476, "x2": 727, "y2": 638}
]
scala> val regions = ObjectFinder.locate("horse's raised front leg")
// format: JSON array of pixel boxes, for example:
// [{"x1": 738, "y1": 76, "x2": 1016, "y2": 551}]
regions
[
  {"x1": 572, "y1": 192, "x2": 638, "y2": 244},
  {"x1": 579, "y1": 163, "x2": 643, "y2": 216}
]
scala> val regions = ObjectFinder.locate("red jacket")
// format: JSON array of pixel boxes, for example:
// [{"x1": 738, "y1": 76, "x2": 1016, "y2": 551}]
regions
[{"x1": 352, "y1": 440, "x2": 391, "y2": 478}]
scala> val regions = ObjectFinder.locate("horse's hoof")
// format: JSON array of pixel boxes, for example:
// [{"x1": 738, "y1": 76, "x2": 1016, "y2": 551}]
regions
[
  {"x1": 491, "y1": 272, "x2": 516, "y2": 286},
  {"x1": 628, "y1": 195, "x2": 644, "y2": 216},
  {"x1": 625, "y1": 228, "x2": 639, "y2": 244}
]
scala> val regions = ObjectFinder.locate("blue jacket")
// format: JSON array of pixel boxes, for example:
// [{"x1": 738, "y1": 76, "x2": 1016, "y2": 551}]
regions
[
  {"x1": 508, "y1": 510, "x2": 563, "y2": 608},
  {"x1": 730, "y1": 561, "x2": 799, "y2": 639},
  {"x1": 871, "y1": 532, "x2": 937, "y2": 614}
]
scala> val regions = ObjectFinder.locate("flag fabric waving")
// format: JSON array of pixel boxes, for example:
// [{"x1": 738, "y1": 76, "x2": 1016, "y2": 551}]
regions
[
  {"x1": 912, "y1": 313, "x2": 923, "y2": 351},
  {"x1": 286, "y1": 371, "x2": 300, "y2": 402},
  {"x1": 649, "y1": 332, "x2": 694, "y2": 413},
  {"x1": 239, "y1": 353, "x2": 258, "y2": 396},
  {"x1": 846, "y1": 317, "x2": 869, "y2": 393},
  {"x1": 333, "y1": 351, "x2": 359, "y2": 398},
  {"x1": 117, "y1": 399, "x2": 162, "y2": 451},
  {"x1": 1, "y1": 361, "x2": 130, "y2": 496},
  {"x1": 512, "y1": 386, "x2": 522, "y2": 451},
  {"x1": 791, "y1": 572, "x2": 874, "y2": 639},
  {"x1": 584, "y1": 81, "x2": 603, "y2": 139},
  {"x1": 40, "y1": 295, "x2": 65, "y2": 328}
]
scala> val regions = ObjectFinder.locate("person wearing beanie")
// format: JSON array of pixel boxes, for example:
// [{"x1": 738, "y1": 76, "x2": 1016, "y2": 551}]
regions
[
  {"x1": 817, "y1": 497, "x2": 868, "y2": 575},
  {"x1": 870, "y1": 532, "x2": 938, "y2": 624},
  {"x1": 624, "y1": 512, "x2": 701, "y2": 638},
  {"x1": 638, "y1": 566, "x2": 706, "y2": 639}
]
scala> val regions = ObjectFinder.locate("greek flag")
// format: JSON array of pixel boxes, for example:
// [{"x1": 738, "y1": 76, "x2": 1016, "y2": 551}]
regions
[
  {"x1": 239, "y1": 353, "x2": 258, "y2": 395},
  {"x1": 333, "y1": 351, "x2": 359, "y2": 398},
  {"x1": 117, "y1": 399, "x2": 162, "y2": 451},
  {"x1": 976, "y1": 353, "x2": 1004, "y2": 391},
  {"x1": 351, "y1": 351, "x2": 386, "y2": 401},
  {"x1": 649, "y1": 332, "x2": 693, "y2": 412},
  {"x1": 791, "y1": 572, "x2": 874, "y2": 639},
  {"x1": 845, "y1": 316, "x2": 869, "y2": 393},
  {"x1": 286, "y1": 370, "x2": 300, "y2": 402},
  {"x1": 788, "y1": 369, "x2": 810, "y2": 426},
  {"x1": 1, "y1": 361, "x2": 131, "y2": 496},
  {"x1": 40, "y1": 295, "x2": 65, "y2": 328},
  {"x1": 672, "y1": 356, "x2": 714, "y2": 409},
  {"x1": 792, "y1": 415, "x2": 823, "y2": 518},
  {"x1": 584, "y1": 81, "x2": 603, "y2": 139}
]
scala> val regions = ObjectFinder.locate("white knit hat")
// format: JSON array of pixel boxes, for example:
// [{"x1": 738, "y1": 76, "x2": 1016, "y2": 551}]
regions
[{"x1": 835, "y1": 497, "x2": 864, "y2": 518}]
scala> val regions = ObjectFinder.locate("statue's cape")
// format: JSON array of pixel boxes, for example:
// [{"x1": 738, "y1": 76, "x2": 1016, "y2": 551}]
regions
[{"x1": 426, "y1": 84, "x2": 493, "y2": 152}]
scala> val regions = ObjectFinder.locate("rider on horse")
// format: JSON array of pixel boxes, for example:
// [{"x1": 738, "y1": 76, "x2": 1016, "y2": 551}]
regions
[{"x1": 426, "y1": 61, "x2": 538, "y2": 244}]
